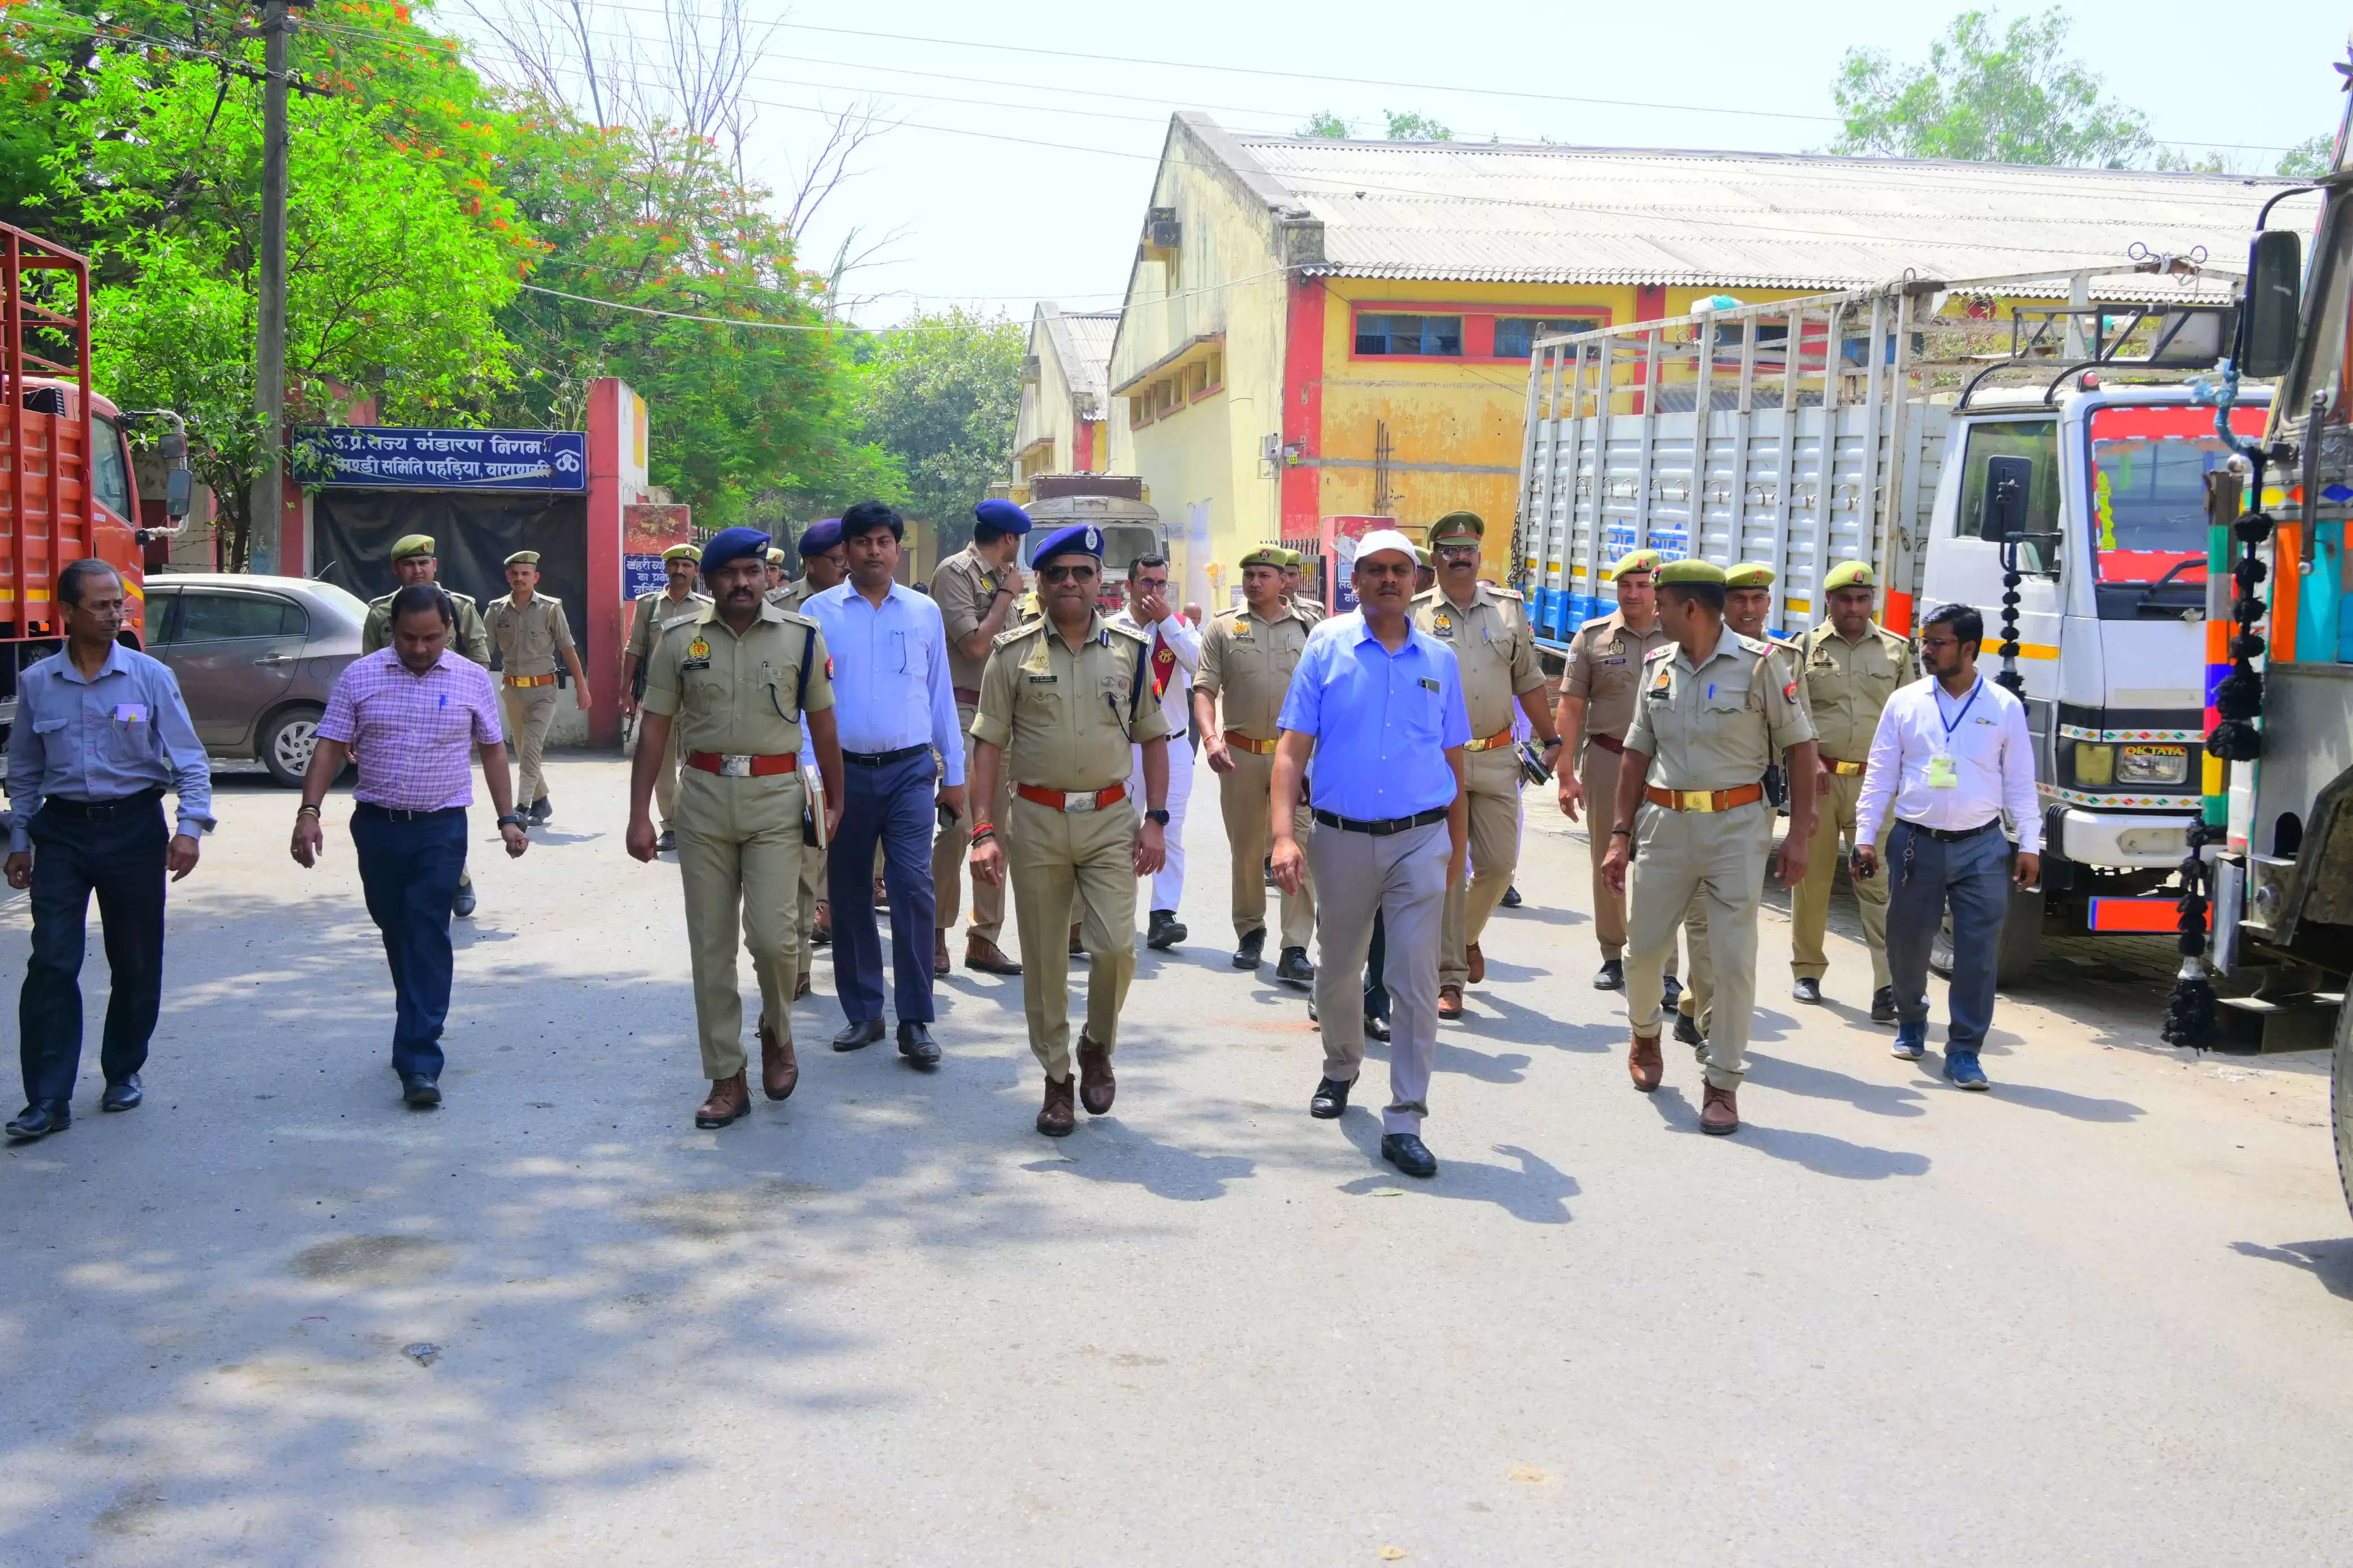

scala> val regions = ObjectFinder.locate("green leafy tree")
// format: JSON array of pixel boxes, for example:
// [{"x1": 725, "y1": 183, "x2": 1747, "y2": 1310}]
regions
[
  {"x1": 2278, "y1": 133, "x2": 2337, "y2": 178},
  {"x1": 1382, "y1": 110, "x2": 1451, "y2": 142},
  {"x1": 1299, "y1": 110, "x2": 1348, "y2": 139},
  {"x1": 845, "y1": 309, "x2": 1023, "y2": 551},
  {"x1": 1830, "y1": 8, "x2": 2151, "y2": 167}
]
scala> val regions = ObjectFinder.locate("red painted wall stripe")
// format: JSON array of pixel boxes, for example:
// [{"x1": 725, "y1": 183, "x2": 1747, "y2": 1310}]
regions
[{"x1": 1281, "y1": 277, "x2": 1326, "y2": 534}]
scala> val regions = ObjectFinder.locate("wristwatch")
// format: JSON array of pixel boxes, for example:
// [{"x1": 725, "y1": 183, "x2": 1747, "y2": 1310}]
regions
[
  {"x1": 497, "y1": 813, "x2": 525, "y2": 828},
  {"x1": 1144, "y1": 809, "x2": 1171, "y2": 826}
]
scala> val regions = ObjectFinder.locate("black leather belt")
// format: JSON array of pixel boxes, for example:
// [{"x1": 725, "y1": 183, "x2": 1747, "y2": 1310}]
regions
[
  {"x1": 1312, "y1": 805, "x2": 1449, "y2": 836},
  {"x1": 354, "y1": 801, "x2": 467, "y2": 822},
  {"x1": 1897, "y1": 817, "x2": 2000, "y2": 843},
  {"x1": 40, "y1": 788, "x2": 164, "y2": 819},
  {"x1": 842, "y1": 744, "x2": 929, "y2": 767}
]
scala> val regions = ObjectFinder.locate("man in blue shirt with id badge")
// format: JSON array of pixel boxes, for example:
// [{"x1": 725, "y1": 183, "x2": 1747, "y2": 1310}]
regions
[
  {"x1": 1270, "y1": 528, "x2": 1470, "y2": 1180},
  {"x1": 5, "y1": 560, "x2": 212, "y2": 1141}
]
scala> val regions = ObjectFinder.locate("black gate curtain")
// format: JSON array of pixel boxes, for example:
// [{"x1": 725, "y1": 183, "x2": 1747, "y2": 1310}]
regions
[{"x1": 310, "y1": 491, "x2": 593, "y2": 666}]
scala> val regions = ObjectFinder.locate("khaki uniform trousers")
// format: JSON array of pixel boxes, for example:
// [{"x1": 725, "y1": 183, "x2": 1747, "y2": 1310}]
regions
[
  {"x1": 1679, "y1": 894, "x2": 1714, "y2": 1037},
  {"x1": 1005, "y1": 794, "x2": 1138, "y2": 1079},
  {"x1": 799, "y1": 843, "x2": 827, "y2": 943},
  {"x1": 500, "y1": 683, "x2": 559, "y2": 806},
  {"x1": 1580, "y1": 742, "x2": 1678, "y2": 979},
  {"x1": 932, "y1": 700, "x2": 1008, "y2": 943},
  {"x1": 1792, "y1": 771, "x2": 1891, "y2": 987},
  {"x1": 1626, "y1": 800, "x2": 1770, "y2": 1091},
  {"x1": 650, "y1": 718, "x2": 684, "y2": 831},
  {"x1": 677, "y1": 769, "x2": 806, "y2": 1079},
  {"x1": 1218, "y1": 748, "x2": 1314, "y2": 948},
  {"x1": 1442, "y1": 749, "x2": 1522, "y2": 989}
]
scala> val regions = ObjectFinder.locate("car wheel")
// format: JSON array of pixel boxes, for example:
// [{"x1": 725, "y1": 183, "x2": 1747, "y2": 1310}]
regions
[{"x1": 260, "y1": 705, "x2": 336, "y2": 788}]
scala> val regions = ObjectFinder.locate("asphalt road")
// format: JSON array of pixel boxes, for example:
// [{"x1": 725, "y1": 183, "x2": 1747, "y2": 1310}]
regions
[{"x1": 3, "y1": 752, "x2": 2350, "y2": 1567}]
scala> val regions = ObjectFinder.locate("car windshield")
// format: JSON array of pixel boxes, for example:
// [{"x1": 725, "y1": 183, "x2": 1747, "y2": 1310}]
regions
[{"x1": 2085, "y1": 404, "x2": 2266, "y2": 585}]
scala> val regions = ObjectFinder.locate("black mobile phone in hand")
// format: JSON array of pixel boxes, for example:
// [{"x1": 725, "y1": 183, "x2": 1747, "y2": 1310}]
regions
[
  {"x1": 1850, "y1": 846, "x2": 1876, "y2": 879},
  {"x1": 937, "y1": 800, "x2": 961, "y2": 831}
]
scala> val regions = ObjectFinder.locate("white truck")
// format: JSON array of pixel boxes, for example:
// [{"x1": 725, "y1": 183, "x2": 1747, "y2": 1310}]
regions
[{"x1": 1512, "y1": 262, "x2": 2264, "y2": 981}]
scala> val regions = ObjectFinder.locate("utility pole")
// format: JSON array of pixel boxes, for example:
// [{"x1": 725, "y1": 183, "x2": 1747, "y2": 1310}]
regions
[{"x1": 249, "y1": 0, "x2": 291, "y2": 574}]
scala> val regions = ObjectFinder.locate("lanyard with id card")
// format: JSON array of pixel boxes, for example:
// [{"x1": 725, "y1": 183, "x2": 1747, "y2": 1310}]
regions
[{"x1": 1929, "y1": 681, "x2": 1981, "y2": 789}]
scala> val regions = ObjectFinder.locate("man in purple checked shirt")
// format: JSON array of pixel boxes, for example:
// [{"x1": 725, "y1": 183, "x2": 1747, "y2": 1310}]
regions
[{"x1": 291, "y1": 585, "x2": 531, "y2": 1109}]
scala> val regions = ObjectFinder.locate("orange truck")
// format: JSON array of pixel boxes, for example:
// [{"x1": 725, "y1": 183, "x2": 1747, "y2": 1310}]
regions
[{"x1": 1, "y1": 221, "x2": 191, "y2": 728}]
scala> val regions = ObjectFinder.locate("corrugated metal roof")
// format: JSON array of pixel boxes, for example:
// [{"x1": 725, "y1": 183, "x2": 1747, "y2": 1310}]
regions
[
  {"x1": 1059, "y1": 310, "x2": 1120, "y2": 405},
  {"x1": 1229, "y1": 133, "x2": 2316, "y2": 290}
]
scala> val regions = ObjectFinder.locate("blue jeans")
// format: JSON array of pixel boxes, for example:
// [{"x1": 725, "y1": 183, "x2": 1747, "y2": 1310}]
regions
[
  {"x1": 1883, "y1": 819, "x2": 2010, "y2": 1053},
  {"x1": 18, "y1": 795, "x2": 169, "y2": 1108},
  {"x1": 350, "y1": 806, "x2": 468, "y2": 1079},
  {"x1": 828, "y1": 751, "x2": 939, "y2": 1025}
]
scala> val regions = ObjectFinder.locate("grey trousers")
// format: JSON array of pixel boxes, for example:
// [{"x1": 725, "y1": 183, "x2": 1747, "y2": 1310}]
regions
[
  {"x1": 1883, "y1": 819, "x2": 2010, "y2": 1052},
  {"x1": 1308, "y1": 818, "x2": 1449, "y2": 1134}
]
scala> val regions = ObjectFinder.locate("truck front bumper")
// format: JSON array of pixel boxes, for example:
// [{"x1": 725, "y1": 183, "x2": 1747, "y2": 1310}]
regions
[{"x1": 2046, "y1": 804, "x2": 2197, "y2": 870}]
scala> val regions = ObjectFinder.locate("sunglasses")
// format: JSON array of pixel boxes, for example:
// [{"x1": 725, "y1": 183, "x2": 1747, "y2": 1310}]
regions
[{"x1": 1041, "y1": 564, "x2": 1100, "y2": 584}]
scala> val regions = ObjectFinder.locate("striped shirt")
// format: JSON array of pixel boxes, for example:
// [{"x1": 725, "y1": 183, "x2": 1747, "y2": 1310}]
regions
[{"x1": 317, "y1": 648, "x2": 505, "y2": 812}]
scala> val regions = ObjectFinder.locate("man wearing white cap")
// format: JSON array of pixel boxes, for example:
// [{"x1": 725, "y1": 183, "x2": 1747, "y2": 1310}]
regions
[{"x1": 1270, "y1": 529, "x2": 1469, "y2": 1180}]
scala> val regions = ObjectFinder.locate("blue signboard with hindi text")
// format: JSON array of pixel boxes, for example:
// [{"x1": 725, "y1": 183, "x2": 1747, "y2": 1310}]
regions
[{"x1": 292, "y1": 426, "x2": 587, "y2": 492}]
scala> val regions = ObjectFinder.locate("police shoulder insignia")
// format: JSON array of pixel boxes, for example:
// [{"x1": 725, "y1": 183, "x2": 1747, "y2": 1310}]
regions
[
  {"x1": 1783, "y1": 678, "x2": 1799, "y2": 701},
  {"x1": 825, "y1": 656, "x2": 835, "y2": 679},
  {"x1": 687, "y1": 634, "x2": 710, "y2": 662}
]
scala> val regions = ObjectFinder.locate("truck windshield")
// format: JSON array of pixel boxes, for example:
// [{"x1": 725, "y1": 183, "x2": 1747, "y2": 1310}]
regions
[
  {"x1": 91, "y1": 413, "x2": 132, "y2": 521},
  {"x1": 2085, "y1": 405, "x2": 2266, "y2": 598}
]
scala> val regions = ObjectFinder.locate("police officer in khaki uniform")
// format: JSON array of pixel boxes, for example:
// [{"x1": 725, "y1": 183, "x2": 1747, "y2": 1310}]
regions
[
  {"x1": 620, "y1": 543, "x2": 709, "y2": 854},
  {"x1": 484, "y1": 551, "x2": 590, "y2": 823},
  {"x1": 1193, "y1": 545, "x2": 1318, "y2": 981},
  {"x1": 1601, "y1": 560, "x2": 1818, "y2": 1135},
  {"x1": 762, "y1": 547, "x2": 788, "y2": 599},
  {"x1": 967, "y1": 523, "x2": 1171, "y2": 1137},
  {"x1": 930, "y1": 499, "x2": 1032, "y2": 977},
  {"x1": 363, "y1": 533, "x2": 491, "y2": 915},
  {"x1": 361, "y1": 534, "x2": 490, "y2": 664},
  {"x1": 1674, "y1": 560, "x2": 1805, "y2": 1047},
  {"x1": 1412, "y1": 511, "x2": 1562, "y2": 1018},
  {"x1": 1555, "y1": 548, "x2": 1678, "y2": 994},
  {"x1": 1279, "y1": 548, "x2": 1326, "y2": 622},
  {"x1": 1791, "y1": 559, "x2": 1914, "y2": 1020},
  {"x1": 627, "y1": 528, "x2": 844, "y2": 1129}
]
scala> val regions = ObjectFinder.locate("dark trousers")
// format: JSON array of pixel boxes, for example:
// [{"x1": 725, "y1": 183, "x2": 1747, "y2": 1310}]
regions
[
  {"x1": 1364, "y1": 912, "x2": 1390, "y2": 1022},
  {"x1": 1884, "y1": 819, "x2": 2010, "y2": 1052},
  {"x1": 18, "y1": 796, "x2": 168, "y2": 1108},
  {"x1": 351, "y1": 806, "x2": 468, "y2": 1079},
  {"x1": 828, "y1": 751, "x2": 939, "y2": 1024}
]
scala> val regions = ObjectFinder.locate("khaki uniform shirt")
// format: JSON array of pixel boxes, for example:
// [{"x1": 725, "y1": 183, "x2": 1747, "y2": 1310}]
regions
[
  {"x1": 933, "y1": 544, "x2": 1011, "y2": 696},
  {"x1": 1798, "y1": 621, "x2": 1916, "y2": 762},
  {"x1": 972, "y1": 613, "x2": 1173, "y2": 792},
  {"x1": 1624, "y1": 628, "x2": 1816, "y2": 792},
  {"x1": 768, "y1": 578, "x2": 826, "y2": 615},
  {"x1": 641, "y1": 602, "x2": 834, "y2": 755},
  {"x1": 485, "y1": 594, "x2": 576, "y2": 679},
  {"x1": 363, "y1": 590, "x2": 489, "y2": 666},
  {"x1": 1192, "y1": 602, "x2": 1315, "y2": 741},
  {"x1": 626, "y1": 589, "x2": 711, "y2": 662},
  {"x1": 1413, "y1": 582, "x2": 1545, "y2": 740},
  {"x1": 1289, "y1": 593, "x2": 1327, "y2": 625},
  {"x1": 1561, "y1": 611, "x2": 1673, "y2": 742}
]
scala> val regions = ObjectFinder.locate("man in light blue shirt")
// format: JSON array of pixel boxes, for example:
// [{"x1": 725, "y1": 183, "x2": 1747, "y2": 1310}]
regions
[
  {"x1": 5, "y1": 559, "x2": 213, "y2": 1140},
  {"x1": 1270, "y1": 529, "x2": 1469, "y2": 1179},
  {"x1": 805, "y1": 500, "x2": 969, "y2": 1065}
]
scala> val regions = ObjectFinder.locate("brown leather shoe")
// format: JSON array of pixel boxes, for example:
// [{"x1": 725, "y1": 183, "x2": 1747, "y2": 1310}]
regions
[
  {"x1": 966, "y1": 935, "x2": 1023, "y2": 976},
  {"x1": 1467, "y1": 942, "x2": 1485, "y2": 984},
  {"x1": 1036, "y1": 1074, "x2": 1076, "y2": 1136},
  {"x1": 1627, "y1": 1030, "x2": 1664, "y2": 1092},
  {"x1": 1700, "y1": 1082, "x2": 1740, "y2": 1134},
  {"x1": 759, "y1": 1021, "x2": 799, "y2": 1101},
  {"x1": 1076, "y1": 1034, "x2": 1115, "y2": 1115},
  {"x1": 811, "y1": 903, "x2": 831, "y2": 948},
  {"x1": 695, "y1": 1070, "x2": 751, "y2": 1129},
  {"x1": 934, "y1": 930, "x2": 951, "y2": 973},
  {"x1": 1438, "y1": 984, "x2": 1465, "y2": 1021}
]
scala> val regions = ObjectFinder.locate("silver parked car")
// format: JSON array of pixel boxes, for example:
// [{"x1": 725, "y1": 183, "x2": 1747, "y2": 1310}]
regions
[{"x1": 141, "y1": 573, "x2": 369, "y2": 786}]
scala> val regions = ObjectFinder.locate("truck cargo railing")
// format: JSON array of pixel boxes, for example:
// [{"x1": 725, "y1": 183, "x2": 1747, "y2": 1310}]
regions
[{"x1": 2, "y1": 222, "x2": 96, "y2": 642}]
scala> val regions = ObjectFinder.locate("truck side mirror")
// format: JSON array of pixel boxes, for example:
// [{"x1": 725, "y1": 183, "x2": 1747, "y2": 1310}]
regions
[
  {"x1": 165, "y1": 467, "x2": 193, "y2": 520},
  {"x1": 2240, "y1": 228, "x2": 2302, "y2": 380},
  {"x1": 1983, "y1": 455, "x2": 2031, "y2": 541}
]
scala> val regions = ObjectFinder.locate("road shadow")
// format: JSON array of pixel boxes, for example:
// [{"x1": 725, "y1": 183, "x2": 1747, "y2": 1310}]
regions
[
  {"x1": 2230, "y1": 1238, "x2": 2353, "y2": 1303},
  {"x1": 1460, "y1": 990, "x2": 1622, "y2": 1056},
  {"x1": 1743, "y1": 1052, "x2": 1929, "y2": 1119},
  {"x1": 1021, "y1": 1117, "x2": 1255, "y2": 1201},
  {"x1": 1645, "y1": 1086, "x2": 1933, "y2": 1180},
  {"x1": 1333, "y1": 1114, "x2": 1577, "y2": 1223}
]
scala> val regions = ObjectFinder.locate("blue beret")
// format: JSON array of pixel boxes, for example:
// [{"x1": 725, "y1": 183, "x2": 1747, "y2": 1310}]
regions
[
  {"x1": 700, "y1": 526, "x2": 771, "y2": 573},
  {"x1": 1032, "y1": 523, "x2": 1104, "y2": 566},
  {"x1": 798, "y1": 518, "x2": 843, "y2": 557},
  {"x1": 973, "y1": 498, "x2": 1032, "y2": 535}
]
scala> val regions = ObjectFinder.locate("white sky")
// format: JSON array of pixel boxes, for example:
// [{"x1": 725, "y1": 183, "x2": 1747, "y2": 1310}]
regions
[{"x1": 454, "y1": 0, "x2": 2351, "y2": 326}]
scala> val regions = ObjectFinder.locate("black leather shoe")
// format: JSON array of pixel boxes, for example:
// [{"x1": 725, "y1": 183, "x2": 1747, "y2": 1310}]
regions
[
  {"x1": 101, "y1": 1075, "x2": 143, "y2": 1112},
  {"x1": 401, "y1": 1074, "x2": 442, "y2": 1108},
  {"x1": 451, "y1": 880, "x2": 476, "y2": 918},
  {"x1": 5, "y1": 1102, "x2": 68, "y2": 1140},
  {"x1": 1661, "y1": 974, "x2": 1683, "y2": 1009},
  {"x1": 1275, "y1": 946, "x2": 1315, "y2": 988},
  {"x1": 1231, "y1": 928, "x2": 1266, "y2": 970},
  {"x1": 1500, "y1": 884, "x2": 1523, "y2": 908},
  {"x1": 656, "y1": 828, "x2": 676, "y2": 853},
  {"x1": 1381, "y1": 1132, "x2": 1438, "y2": 1178},
  {"x1": 1870, "y1": 985, "x2": 1898, "y2": 1024},
  {"x1": 1364, "y1": 1014, "x2": 1391, "y2": 1042},
  {"x1": 1673, "y1": 1012, "x2": 1704, "y2": 1048},
  {"x1": 832, "y1": 1018, "x2": 886, "y2": 1052},
  {"x1": 1792, "y1": 976, "x2": 1824, "y2": 1005},
  {"x1": 1593, "y1": 958, "x2": 1624, "y2": 991},
  {"x1": 897, "y1": 1021, "x2": 941, "y2": 1068},
  {"x1": 528, "y1": 797, "x2": 552, "y2": 824},
  {"x1": 1145, "y1": 909, "x2": 1187, "y2": 950},
  {"x1": 1310, "y1": 1075, "x2": 1352, "y2": 1118}
]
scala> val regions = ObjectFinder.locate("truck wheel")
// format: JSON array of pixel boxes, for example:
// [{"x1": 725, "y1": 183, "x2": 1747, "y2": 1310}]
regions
[
  {"x1": 260, "y1": 705, "x2": 337, "y2": 788},
  {"x1": 2334, "y1": 999, "x2": 2353, "y2": 1223}
]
